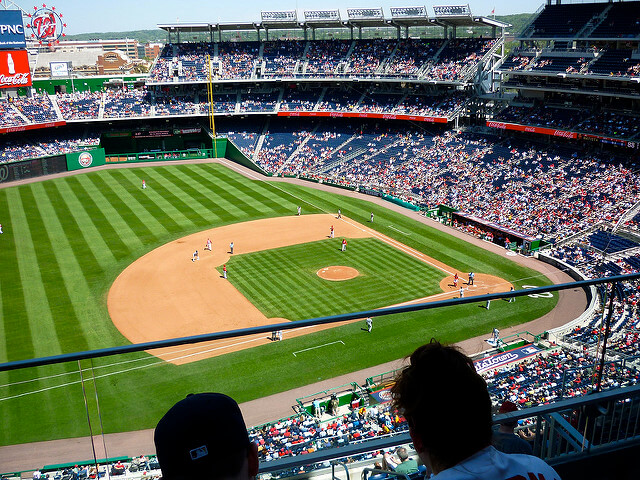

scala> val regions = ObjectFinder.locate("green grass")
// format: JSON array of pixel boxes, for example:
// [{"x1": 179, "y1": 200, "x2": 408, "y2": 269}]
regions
[
  {"x1": 227, "y1": 238, "x2": 446, "y2": 320},
  {"x1": 0, "y1": 163, "x2": 557, "y2": 446}
]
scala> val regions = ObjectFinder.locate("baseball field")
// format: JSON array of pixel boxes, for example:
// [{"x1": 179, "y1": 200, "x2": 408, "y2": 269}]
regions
[{"x1": 0, "y1": 160, "x2": 557, "y2": 447}]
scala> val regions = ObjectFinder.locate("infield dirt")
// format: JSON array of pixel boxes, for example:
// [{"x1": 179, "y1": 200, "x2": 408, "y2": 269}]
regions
[{"x1": 108, "y1": 213, "x2": 512, "y2": 365}]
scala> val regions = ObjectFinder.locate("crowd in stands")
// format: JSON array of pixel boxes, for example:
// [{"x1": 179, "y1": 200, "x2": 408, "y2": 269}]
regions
[
  {"x1": 249, "y1": 403, "x2": 407, "y2": 463},
  {"x1": 494, "y1": 103, "x2": 640, "y2": 138},
  {"x1": 0, "y1": 131, "x2": 100, "y2": 163},
  {"x1": 12, "y1": 94, "x2": 58, "y2": 123},
  {"x1": 229, "y1": 123, "x2": 639, "y2": 244},
  {"x1": 144, "y1": 38, "x2": 495, "y2": 82},
  {"x1": 0, "y1": 98, "x2": 27, "y2": 127},
  {"x1": 483, "y1": 346, "x2": 639, "y2": 407},
  {"x1": 103, "y1": 89, "x2": 152, "y2": 118},
  {"x1": 57, "y1": 91, "x2": 102, "y2": 120}
]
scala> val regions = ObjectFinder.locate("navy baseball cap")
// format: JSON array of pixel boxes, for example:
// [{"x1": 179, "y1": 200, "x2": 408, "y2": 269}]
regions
[{"x1": 154, "y1": 393, "x2": 251, "y2": 480}]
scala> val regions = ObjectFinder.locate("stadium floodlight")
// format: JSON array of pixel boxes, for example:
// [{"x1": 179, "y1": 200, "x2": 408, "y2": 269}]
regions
[
  {"x1": 261, "y1": 10, "x2": 298, "y2": 23},
  {"x1": 346, "y1": 7, "x2": 384, "y2": 20},
  {"x1": 304, "y1": 10, "x2": 341, "y2": 22},
  {"x1": 390, "y1": 6, "x2": 428, "y2": 19},
  {"x1": 433, "y1": 4, "x2": 472, "y2": 17}
]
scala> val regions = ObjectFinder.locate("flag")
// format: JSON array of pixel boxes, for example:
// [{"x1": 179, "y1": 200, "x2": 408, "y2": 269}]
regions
[{"x1": 491, "y1": 8, "x2": 495, "y2": 14}]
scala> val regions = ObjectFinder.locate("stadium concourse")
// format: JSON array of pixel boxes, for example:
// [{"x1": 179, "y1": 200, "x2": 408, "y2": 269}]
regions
[{"x1": 0, "y1": 158, "x2": 587, "y2": 473}]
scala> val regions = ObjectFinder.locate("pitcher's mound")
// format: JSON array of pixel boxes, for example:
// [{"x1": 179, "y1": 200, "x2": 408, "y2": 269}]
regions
[{"x1": 317, "y1": 266, "x2": 359, "y2": 281}]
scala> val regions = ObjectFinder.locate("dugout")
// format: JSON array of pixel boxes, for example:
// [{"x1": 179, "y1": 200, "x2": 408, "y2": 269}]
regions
[
  {"x1": 452, "y1": 211, "x2": 541, "y2": 253},
  {"x1": 296, "y1": 383, "x2": 369, "y2": 420}
]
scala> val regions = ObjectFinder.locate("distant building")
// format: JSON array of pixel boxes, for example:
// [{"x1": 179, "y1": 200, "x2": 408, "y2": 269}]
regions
[
  {"x1": 28, "y1": 39, "x2": 140, "y2": 60},
  {"x1": 144, "y1": 43, "x2": 163, "y2": 60}
]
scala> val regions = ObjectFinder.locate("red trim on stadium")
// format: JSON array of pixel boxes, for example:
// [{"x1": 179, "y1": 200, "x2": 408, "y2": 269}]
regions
[
  {"x1": 0, "y1": 121, "x2": 66, "y2": 134},
  {"x1": 278, "y1": 111, "x2": 448, "y2": 123},
  {"x1": 485, "y1": 120, "x2": 639, "y2": 149}
]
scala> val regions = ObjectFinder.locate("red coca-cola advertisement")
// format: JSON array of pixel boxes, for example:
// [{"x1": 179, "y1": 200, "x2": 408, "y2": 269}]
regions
[{"x1": 0, "y1": 50, "x2": 32, "y2": 89}]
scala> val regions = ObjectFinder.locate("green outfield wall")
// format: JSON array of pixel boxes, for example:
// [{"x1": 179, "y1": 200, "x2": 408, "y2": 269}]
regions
[{"x1": 65, "y1": 149, "x2": 106, "y2": 171}]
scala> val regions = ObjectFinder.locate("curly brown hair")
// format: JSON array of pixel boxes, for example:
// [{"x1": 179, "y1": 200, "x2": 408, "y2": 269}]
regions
[{"x1": 391, "y1": 339, "x2": 492, "y2": 470}]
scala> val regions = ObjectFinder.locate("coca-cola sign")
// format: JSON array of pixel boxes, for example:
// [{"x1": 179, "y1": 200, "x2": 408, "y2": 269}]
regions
[
  {"x1": 0, "y1": 50, "x2": 31, "y2": 88},
  {"x1": 26, "y1": 5, "x2": 66, "y2": 46}
]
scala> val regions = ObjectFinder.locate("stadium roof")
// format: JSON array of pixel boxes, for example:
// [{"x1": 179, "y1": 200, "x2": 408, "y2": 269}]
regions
[{"x1": 157, "y1": 7, "x2": 510, "y2": 37}]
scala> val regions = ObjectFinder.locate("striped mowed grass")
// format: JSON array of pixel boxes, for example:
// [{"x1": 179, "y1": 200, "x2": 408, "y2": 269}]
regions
[{"x1": 0, "y1": 163, "x2": 556, "y2": 445}]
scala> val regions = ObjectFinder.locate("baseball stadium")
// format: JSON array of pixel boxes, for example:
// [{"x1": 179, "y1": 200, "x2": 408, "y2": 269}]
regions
[{"x1": 1, "y1": 1, "x2": 640, "y2": 479}]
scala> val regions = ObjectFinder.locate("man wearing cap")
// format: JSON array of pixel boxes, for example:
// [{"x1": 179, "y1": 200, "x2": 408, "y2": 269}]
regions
[
  {"x1": 492, "y1": 400, "x2": 533, "y2": 455},
  {"x1": 390, "y1": 339, "x2": 560, "y2": 480},
  {"x1": 154, "y1": 393, "x2": 259, "y2": 480}
]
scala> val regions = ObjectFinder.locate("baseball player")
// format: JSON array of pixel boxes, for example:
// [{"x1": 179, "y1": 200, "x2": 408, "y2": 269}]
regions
[
  {"x1": 192, "y1": 250, "x2": 199, "y2": 262},
  {"x1": 230, "y1": 241, "x2": 234, "y2": 254},
  {"x1": 366, "y1": 317, "x2": 372, "y2": 333},
  {"x1": 277, "y1": 330, "x2": 283, "y2": 341},
  {"x1": 341, "y1": 239, "x2": 347, "y2": 252},
  {"x1": 205, "y1": 238, "x2": 212, "y2": 251},
  {"x1": 453, "y1": 273, "x2": 459, "y2": 288},
  {"x1": 0, "y1": 223, "x2": 3, "y2": 234},
  {"x1": 337, "y1": 208, "x2": 342, "y2": 219},
  {"x1": 468, "y1": 272, "x2": 474, "y2": 285},
  {"x1": 330, "y1": 225, "x2": 334, "y2": 238},
  {"x1": 223, "y1": 264, "x2": 227, "y2": 279},
  {"x1": 370, "y1": 212, "x2": 374, "y2": 223},
  {"x1": 509, "y1": 286, "x2": 515, "y2": 302},
  {"x1": 297, "y1": 206, "x2": 301, "y2": 216},
  {"x1": 142, "y1": 179, "x2": 146, "y2": 189},
  {"x1": 459, "y1": 287, "x2": 464, "y2": 298}
]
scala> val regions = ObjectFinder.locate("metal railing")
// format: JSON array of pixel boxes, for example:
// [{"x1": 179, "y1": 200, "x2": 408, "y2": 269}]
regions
[{"x1": 3, "y1": 274, "x2": 640, "y2": 477}]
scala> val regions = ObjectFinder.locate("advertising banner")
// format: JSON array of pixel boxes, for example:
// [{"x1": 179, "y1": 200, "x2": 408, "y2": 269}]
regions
[
  {"x1": 474, "y1": 344, "x2": 542, "y2": 373},
  {"x1": 0, "y1": 50, "x2": 31, "y2": 89},
  {"x1": 278, "y1": 111, "x2": 448, "y2": 123},
  {"x1": 0, "y1": 11, "x2": 26, "y2": 50},
  {"x1": 65, "y1": 148, "x2": 106, "y2": 171},
  {"x1": 0, "y1": 120, "x2": 65, "y2": 134},
  {"x1": 486, "y1": 120, "x2": 577, "y2": 139}
]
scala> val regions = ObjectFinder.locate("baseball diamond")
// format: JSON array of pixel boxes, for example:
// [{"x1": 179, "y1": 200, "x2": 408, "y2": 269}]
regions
[{"x1": 0, "y1": 160, "x2": 564, "y2": 449}]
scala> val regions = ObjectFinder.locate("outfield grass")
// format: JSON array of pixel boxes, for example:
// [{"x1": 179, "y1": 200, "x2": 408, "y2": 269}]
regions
[{"x1": 0, "y1": 163, "x2": 557, "y2": 446}]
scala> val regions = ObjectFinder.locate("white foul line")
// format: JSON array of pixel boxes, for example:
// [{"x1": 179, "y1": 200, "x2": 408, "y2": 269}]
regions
[
  {"x1": 293, "y1": 340, "x2": 345, "y2": 357},
  {"x1": 387, "y1": 225, "x2": 410, "y2": 235}
]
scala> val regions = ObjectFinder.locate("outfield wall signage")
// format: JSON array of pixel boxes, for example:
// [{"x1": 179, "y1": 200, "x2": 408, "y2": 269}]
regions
[
  {"x1": 0, "y1": 11, "x2": 26, "y2": 50},
  {"x1": 0, "y1": 50, "x2": 31, "y2": 88},
  {"x1": 66, "y1": 148, "x2": 106, "y2": 171},
  {"x1": 279, "y1": 111, "x2": 448, "y2": 123},
  {"x1": 474, "y1": 344, "x2": 542, "y2": 373}
]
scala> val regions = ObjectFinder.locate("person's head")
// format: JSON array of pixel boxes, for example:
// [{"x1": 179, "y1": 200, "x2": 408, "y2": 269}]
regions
[
  {"x1": 498, "y1": 400, "x2": 519, "y2": 430},
  {"x1": 396, "y1": 447, "x2": 409, "y2": 462},
  {"x1": 154, "y1": 393, "x2": 258, "y2": 480},
  {"x1": 391, "y1": 339, "x2": 492, "y2": 474}
]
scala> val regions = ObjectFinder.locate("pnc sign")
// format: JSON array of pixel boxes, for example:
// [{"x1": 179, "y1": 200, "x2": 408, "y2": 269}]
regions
[
  {"x1": 26, "y1": 4, "x2": 66, "y2": 45},
  {"x1": 0, "y1": 10, "x2": 26, "y2": 50}
]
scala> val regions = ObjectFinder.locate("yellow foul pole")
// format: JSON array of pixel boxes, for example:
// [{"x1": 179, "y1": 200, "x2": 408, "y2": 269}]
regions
[{"x1": 207, "y1": 54, "x2": 217, "y2": 158}]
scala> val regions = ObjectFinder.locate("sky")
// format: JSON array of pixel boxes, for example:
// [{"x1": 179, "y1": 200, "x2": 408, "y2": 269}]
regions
[{"x1": 4, "y1": 0, "x2": 548, "y2": 35}]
